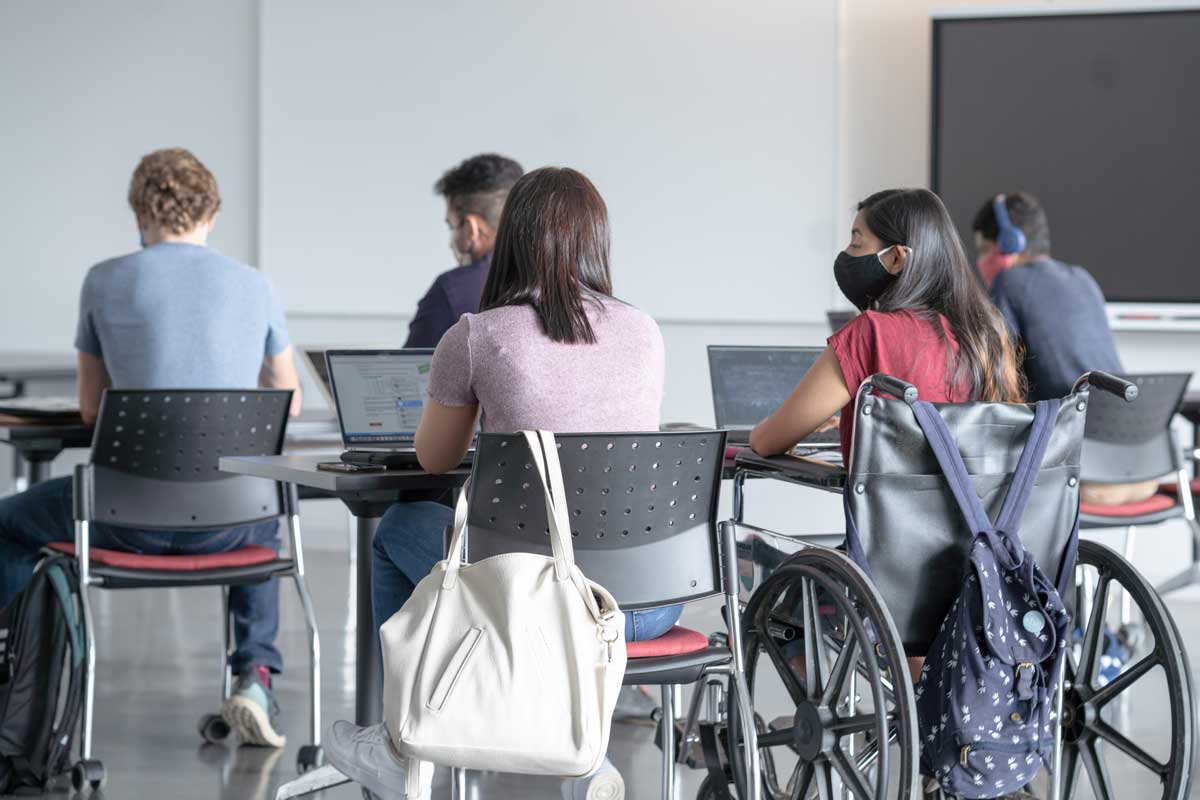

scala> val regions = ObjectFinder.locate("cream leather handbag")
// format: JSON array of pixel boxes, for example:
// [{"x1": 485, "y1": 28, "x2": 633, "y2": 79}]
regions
[{"x1": 380, "y1": 430, "x2": 627, "y2": 794}]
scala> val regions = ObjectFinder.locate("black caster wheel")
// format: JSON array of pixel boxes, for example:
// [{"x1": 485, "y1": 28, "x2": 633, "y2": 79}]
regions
[
  {"x1": 296, "y1": 744, "x2": 325, "y2": 773},
  {"x1": 71, "y1": 759, "x2": 106, "y2": 792},
  {"x1": 198, "y1": 712, "x2": 231, "y2": 744}
]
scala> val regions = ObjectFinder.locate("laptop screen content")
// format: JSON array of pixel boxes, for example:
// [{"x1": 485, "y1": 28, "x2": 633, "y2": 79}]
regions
[
  {"x1": 708, "y1": 346, "x2": 823, "y2": 429},
  {"x1": 327, "y1": 350, "x2": 434, "y2": 445}
]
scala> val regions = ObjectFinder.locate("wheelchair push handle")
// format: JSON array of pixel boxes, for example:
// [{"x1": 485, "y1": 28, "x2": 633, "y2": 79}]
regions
[
  {"x1": 1072, "y1": 371, "x2": 1138, "y2": 403},
  {"x1": 867, "y1": 373, "x2": 918, "y2": 404}
]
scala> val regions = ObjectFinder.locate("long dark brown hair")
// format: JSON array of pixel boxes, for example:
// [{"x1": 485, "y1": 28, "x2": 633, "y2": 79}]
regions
[
  {"x1": 858, "y1": 189, "x2": 1024, "y2": 402},
  {"x1": 480, "y1": 167, "x2": 613, "y2": 344}
]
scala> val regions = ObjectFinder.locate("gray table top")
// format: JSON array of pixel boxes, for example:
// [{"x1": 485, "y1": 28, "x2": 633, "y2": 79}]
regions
[
  {"x1": 219, "y1": 453, "x2": 469, "y2": 494},
  {"x1": 0, "y1": 352, "x2": 77, "y2": 382}
]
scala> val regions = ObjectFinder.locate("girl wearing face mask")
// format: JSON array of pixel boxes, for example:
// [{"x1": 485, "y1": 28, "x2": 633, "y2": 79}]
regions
[{"x1": 751, "y1": 188, "x2": 1024, "y2": 463}]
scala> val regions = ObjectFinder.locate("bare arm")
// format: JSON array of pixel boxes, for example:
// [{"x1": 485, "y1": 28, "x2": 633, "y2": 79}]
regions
[
  {"x1": 749, "y1": 346, "x2": 851, "y2": 456},
  {"x1": 77, "y1": 351, "x2": 110, "y2": 425},
  {"x1": 415, "y1": 398, "x2": 480, "y2": 474},
  {"x1": 259, "y1": 345, "x2": 303, "y2": 417}
]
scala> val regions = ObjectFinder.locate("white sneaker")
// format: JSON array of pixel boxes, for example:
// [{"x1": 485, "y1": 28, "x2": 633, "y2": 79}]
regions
[
  {"x1": 560, "y1": 757, "x2": 625, "y2": 800},
  {"x1": 324, "y1": 720, "x2": 433, "y2": 799}
]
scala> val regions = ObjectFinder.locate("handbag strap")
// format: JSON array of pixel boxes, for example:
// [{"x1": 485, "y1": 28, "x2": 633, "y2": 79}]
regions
[
  {"x1": 910, "y1": 400, "x2": 1057, "y2": 538},
  {"x1": 441, "y1": 431, "x2": 604, "y2": 622}
]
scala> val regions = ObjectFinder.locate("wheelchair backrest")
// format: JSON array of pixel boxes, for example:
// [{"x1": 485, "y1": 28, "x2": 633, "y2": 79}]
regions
[{"x1": 845, "y1": 386, "x2": 1086, "y2": 654}]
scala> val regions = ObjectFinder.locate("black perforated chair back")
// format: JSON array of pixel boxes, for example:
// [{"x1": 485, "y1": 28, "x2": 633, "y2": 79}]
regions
[
  {"x1": 78, "y1": 389, "x2": 292, "y2": 530},
  {"x1": 1080, "y1": 373, "x2": 1190, "y2": 483},
  {"x1": 463, "y1": 431, "x2": 727, "y2": 610},
  {"x1": 846, "y1": 391, "x2": 1086, "y2": 654}
]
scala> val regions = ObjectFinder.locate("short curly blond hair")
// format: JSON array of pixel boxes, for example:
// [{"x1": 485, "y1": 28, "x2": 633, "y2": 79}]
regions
[{"x1": 127, "y1": 148, "x2": 221, "y2": 234}]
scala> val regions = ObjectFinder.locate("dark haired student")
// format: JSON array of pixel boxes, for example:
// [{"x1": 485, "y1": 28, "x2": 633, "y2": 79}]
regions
[
  {"x1": 327, "y1": 168, "x2": 665, "y2": 800},
  {"x1": 751, "y1": 188, "x2": 1024, "y2": 462},
  {"x1": 404, "y1": 153, "x2": 524, "y2": 347},
  {"x1": 973, "y1": 192, "x2": 1122, "y2": 402},
  {"x1": 974, "y1": 192, "x2": 1144, "y2": 506}
]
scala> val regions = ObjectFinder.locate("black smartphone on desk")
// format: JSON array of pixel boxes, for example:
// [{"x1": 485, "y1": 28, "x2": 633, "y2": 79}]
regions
[{"x1": 317, "y1": 461, "x2": 386, "y2": 473}]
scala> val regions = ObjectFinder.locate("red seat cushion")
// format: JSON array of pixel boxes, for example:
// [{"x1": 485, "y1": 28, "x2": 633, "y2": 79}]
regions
[
  {"x1": 1158, "y1": 478, "x2": 1200, "y2": 495},
  {"x1": 627, "y1": 625, "x2": 710, "y2": 659},
  {"x1": 48, "y1": 542, "x2": 278, "y2": 571},
  {"x1": 1080, "y1": 493, "x2": 1177, "y2": 518}
]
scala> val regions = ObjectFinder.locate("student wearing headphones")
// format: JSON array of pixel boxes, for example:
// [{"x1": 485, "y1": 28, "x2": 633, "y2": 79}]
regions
[
  {"x1": 751, "y1": 189, "x2": 1024, "y2": 464},
  {"x1": 973, "y1": 192, "x2": 1122, "y2": 401},
  {"x1": 974, "y1": 192, "x2": 1145, "y2": 505}
]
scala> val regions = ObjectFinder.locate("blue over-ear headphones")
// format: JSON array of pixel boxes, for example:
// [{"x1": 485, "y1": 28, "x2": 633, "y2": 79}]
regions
[{"x1": 992, "y1": 194, "x2": 1027, "y2": 255}]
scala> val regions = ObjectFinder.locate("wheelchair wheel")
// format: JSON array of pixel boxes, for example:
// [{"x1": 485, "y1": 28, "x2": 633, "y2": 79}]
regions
[
  {"x1": 1058, "y1": 540, "x2": 1194, "y2": 800},
  {"x1": 730, "y1": 547, "x2": 920, "y2": 799}
]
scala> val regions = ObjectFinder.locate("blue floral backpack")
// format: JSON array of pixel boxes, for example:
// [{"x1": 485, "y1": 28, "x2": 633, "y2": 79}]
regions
[{"x1": 910, "y1": 400, "x2": 1075, "y2": 799}]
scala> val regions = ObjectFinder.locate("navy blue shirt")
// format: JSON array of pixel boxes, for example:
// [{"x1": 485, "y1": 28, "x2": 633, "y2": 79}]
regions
[
  {"x1": 403, "y1": 253, "x2": 491, "y2": 348},
  {"x1": 991, "y1": 258, "x2": 1123, "y2": 401}
]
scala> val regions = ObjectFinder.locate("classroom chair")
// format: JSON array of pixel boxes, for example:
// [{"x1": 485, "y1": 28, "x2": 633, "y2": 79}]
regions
[
  {"x1": 52, "y1": 390, "x2": 322, "y2": 790},
  {"x1": 1076, "y1": 373, "x2": 1198, "y2": 599},
  {"x1": 276, "y1": 429, "x2": 760, "y2": 800}
]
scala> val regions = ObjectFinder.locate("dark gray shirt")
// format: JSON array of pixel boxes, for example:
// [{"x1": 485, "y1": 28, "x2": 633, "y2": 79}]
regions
[
  {"x1": 991, "y1": 258, "x2": 1122, "y2": 401},
  {"x1": 75, "y1": 242, "x2": 290, "y2": 388}
]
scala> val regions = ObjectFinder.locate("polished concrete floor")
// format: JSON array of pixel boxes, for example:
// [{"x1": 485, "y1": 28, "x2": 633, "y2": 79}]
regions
[{"x1": 18, "y1": 515, "x2": 1200, "y2": 800}]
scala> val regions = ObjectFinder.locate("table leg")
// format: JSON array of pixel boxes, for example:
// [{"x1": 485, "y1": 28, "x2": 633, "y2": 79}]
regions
[
  {"x1": 27, "y1": 459, "x2": 49, "y2": 486},
  {"x1": 11, "y1": 450, "x2": 27, "y2": 494},
  {"x1": 355, "y1": 514, "x2": 383, "y2": 726}
]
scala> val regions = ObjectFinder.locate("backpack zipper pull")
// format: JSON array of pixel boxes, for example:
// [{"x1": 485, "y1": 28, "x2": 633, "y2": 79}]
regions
[{"x1": 960, "y1": 745, "x2": 971, "y2": 767}]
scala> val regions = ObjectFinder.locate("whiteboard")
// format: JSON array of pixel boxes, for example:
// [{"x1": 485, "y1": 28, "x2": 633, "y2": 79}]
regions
[{"x1": 261, "y1": 0, "x2": 838, "y2": 323}]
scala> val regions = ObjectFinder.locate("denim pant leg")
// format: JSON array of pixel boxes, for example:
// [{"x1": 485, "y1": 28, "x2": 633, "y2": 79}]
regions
[
  {"x1": 0, "y1": 477, "x2": 136, "y2": 607},
  {"x1": 627, "y1": 604, "x2": 684, "y2": 642},
  {"x1": 105, "y1": 521, "x2": 284, "y2": 674},
  {"x1": 371, "y1": 501, "x2": 453, "y2": 635}
]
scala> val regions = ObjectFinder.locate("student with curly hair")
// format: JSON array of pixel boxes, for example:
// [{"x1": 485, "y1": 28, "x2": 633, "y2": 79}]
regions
[{"x1": 0, "y1": 148, "x2": 302, "y2": 749}]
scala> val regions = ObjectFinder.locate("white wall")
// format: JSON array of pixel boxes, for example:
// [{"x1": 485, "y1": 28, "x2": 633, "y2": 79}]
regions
[
  {"x1": 260, "y1": 0, "x2": 839, "y2": 324},
  {"x1": 0, "y1": 0, "x2": 259, "y2": 352}
]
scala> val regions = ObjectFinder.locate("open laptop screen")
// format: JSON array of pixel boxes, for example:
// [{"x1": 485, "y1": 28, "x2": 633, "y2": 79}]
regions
[
  {"x1": 327, "y1": 349, "x2": 434, "y2": 445},
  {"x1": 708, "y1": 345, "x2": 823, "y2": 429}
]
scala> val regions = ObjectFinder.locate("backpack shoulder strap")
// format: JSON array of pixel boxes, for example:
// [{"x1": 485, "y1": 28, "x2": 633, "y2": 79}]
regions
[
  {"x1": 993, "y1": 400, "x2": 1059, "y2": 536},
  {"x1": 910, "y1": 400, "x2": 1058, "y2": 537}
]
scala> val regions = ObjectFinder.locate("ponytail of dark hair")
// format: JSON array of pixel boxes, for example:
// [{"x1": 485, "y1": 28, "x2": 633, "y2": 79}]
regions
[{"x1": 858, "y1": 188, "x2": 1025, "y2": 403}]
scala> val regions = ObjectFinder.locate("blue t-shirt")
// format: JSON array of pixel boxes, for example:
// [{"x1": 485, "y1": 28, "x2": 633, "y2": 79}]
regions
[
  {"x1": 403, "y1": 253, "x2": 491, "y2": 348},
  {"x1": 991, "y1": 258, "x2": 1122, "y2": 401},
  {"x1": 74, "y1": 243, "x2": 291, "y2": 389}
]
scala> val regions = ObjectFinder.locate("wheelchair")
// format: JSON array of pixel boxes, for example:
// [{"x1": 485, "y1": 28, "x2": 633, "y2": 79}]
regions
[{"x1": 684, "y1": 372, "x2": 1195, "y2": 800}]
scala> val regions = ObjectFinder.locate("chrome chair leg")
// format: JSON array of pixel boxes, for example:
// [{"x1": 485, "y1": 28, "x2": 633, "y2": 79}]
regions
[
  {"x1": 221, "y1": 586, "x2": 233, "y2": 700},
  {"x1": 289, "y1": 511, "x2": 322, "y2": 745},
  {"x1": 661, "y1": 684, "x2": 678, "y2": 800},
  {"x1": 1120, "y1": 526, "x2": 1136, "y2": 626},
  {"x1": 79, "y1": 581, "x2": 97, "y2": 760}
]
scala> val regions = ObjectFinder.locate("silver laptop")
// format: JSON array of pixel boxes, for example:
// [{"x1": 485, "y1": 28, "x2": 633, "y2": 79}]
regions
[
  {"x1": 327, "y1": 349, "x2": 473, "y2": 467},
  {"x1": 707, "y1": 345, "x2": 840, "y2": 448}
]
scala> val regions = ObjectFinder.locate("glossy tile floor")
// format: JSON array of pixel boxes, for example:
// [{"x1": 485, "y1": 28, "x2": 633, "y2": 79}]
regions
[{"x1": 20, "y1": 523, "x2": 1200, "y2": 800}]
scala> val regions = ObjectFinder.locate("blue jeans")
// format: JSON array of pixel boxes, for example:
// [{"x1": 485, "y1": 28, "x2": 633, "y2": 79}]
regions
[
  {"x1": 0, "y1": 476, "x2": 283, "y2": 673},
  {"x1": 371, "y1": 501, "x2": 683, "y2": 641}
]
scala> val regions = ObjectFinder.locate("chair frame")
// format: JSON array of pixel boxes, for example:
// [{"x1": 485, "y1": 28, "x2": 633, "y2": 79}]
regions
[
  {"x1": 65, "y1": 389, "x2": 322, "y2": 782},
  {"x1": 455, "y1": 431, "x2": 759, "y2": 800}
]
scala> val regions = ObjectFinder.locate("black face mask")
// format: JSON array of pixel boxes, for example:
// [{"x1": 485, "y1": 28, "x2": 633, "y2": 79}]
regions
[{"x1": 833, "y1": 247, "x2": 901, "y2": 311}]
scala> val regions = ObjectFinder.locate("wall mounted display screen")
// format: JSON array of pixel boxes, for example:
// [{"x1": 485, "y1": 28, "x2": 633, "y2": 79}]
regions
[{"x1": 932, "y1": 9, "x2": 1200, "y2": 303}]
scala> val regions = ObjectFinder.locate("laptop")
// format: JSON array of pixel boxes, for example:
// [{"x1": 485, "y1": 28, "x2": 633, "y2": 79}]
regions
[
  {"x1": 326, "y1": 349, "x2": 473, "y2": 469},
  {"x1": 301, "y1": 347, "x2": 336, "y2": 406},
  {"x1": 826, "y1": 310, "x2": 857, "y2": 333},
  {"x1": 707, "y1": 345, "x2": 840, "y2": 448},
  {"x1": 0, "y1": 396, "x2": 81, "y2": 419}
]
